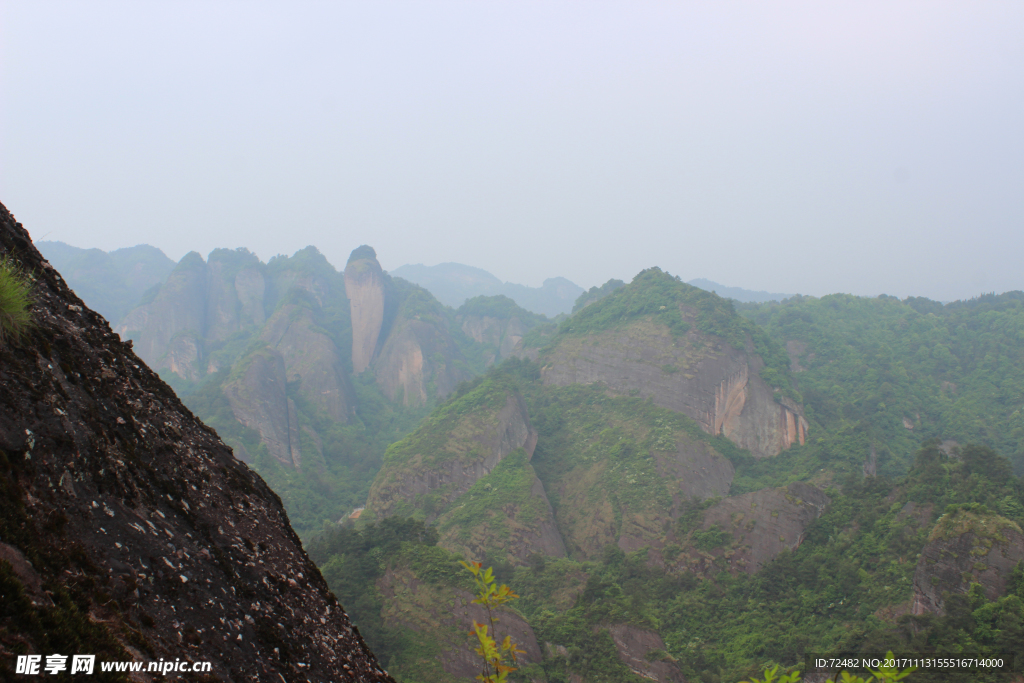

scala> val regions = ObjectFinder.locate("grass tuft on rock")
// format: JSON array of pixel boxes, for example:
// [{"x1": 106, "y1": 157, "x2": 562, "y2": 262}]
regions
[{"x1": 0, "y1": 256, "x2": 33, "y2": 344}]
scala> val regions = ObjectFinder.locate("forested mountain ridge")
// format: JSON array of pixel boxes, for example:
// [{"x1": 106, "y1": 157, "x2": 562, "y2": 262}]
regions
[
  {"x1": 324, "y1": 274, "x2": 1024, "y2": 683},
  {"x1": 0, "y1": 203, "x2": 395, "y2": 681},
  {"x1": 737, "y1": 292, "x2": 1024, "y2": 476}
]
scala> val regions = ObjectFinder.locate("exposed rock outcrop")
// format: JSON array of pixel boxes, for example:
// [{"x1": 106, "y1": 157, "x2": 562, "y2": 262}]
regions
[
  {"x1": 455, "y1": 295, "x2": 545, "y2": 366},
  {"x1": 261, "y1": 303, "x2": 354, "y2": 422},
  {"x1": 116, "y1": 250, "x2": 208, "y2": 370},
  {"x1": 911, "y1": 508, "x2": 1024, "y2": 615},
  {"x1": 223, "y1": 348, "x2": 303, "y2": 469},
  {"x1": 374, "y1": 317, "x2": 475, "y2": 407},
  {"x1": 115, "y1": 247, "x2": 268, "y2": 379},
  {"x1": 541, "y1": 317, "x2": 807, "y2": 458},
  {"x1": 459, "y1": 314, "x2": 529, "y2": 365},
  {"x1": 344, "y1": 247, "x2": 386, "y2": 374},
  {"x1": 0, "y1": 201, "x2": 394, "y2": 682}
]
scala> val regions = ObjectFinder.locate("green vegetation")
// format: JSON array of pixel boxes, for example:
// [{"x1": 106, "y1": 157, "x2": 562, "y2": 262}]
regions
[
  {"x1": 458, "y1": 294, "x2": 547, "y2": 323},
  {"x1": 738, "y1": 292, "x2": 1024, "y2": 475},
  {"x1": 572, "y1": 278, "x2": 625, "y2": 313},
  {"x1": 347, "y1": 244, "x2": 378, "y2": 263},
  {"x1": 0, "y1": 256, "x2": 32, "y2": 344}
]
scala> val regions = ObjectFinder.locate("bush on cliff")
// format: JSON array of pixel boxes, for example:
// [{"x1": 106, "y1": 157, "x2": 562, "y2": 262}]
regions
[{"x1": 0, "y1": 256, "x2": 32, "y2": 344}]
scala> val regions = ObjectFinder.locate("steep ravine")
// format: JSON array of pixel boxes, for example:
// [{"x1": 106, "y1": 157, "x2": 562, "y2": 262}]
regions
[{"x1": 0, "y1": 202, "x2": 394, "y2": 682}]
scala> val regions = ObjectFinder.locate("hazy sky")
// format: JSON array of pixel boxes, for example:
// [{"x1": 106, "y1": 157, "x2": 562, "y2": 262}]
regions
[{"x1": 2, "y1": 2, "x2": 1022, "y2": 300}]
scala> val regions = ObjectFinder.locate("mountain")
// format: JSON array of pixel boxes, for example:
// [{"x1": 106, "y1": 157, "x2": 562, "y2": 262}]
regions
[
  {"x1": 0, "y1": 202, "x2": 394, "y2": 681},
  {"x1": 109, "y1": 245, "x2": 501, "y2": 537},
  {"x1": 36, "y1": 241, "x2": 176, "y2": 324},
  {"x1": 686, "y1": 278, "x2": 795, "y2": 304},
  {"x1": 330, "y1": 269, "x2": 1024, "y2": 682},
  {"x1": 390, "y1": 262, "x2": 584, "y2": 317}
]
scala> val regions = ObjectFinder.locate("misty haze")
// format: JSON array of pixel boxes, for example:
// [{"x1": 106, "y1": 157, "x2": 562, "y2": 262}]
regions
[{"x1": 1, "y1": 3, "x2": 1023, "y2": 683}]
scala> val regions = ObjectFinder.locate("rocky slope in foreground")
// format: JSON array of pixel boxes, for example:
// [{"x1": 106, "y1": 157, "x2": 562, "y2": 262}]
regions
[{"x1": 0, "y1": 201, "x2": 394, "y2": 682}]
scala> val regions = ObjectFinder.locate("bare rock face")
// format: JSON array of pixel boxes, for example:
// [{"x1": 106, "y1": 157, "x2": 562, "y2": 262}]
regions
[
  {"x1": 459, "y1": 314, "x2": 530, "y2": 365},
  {"x1": 261, "y1": 303, "x2": 354, "y2": 422},
  {"x1": 223, "y1": 348, "x2": 303, "y2": 469},
  {"x1": 0, "y1": 202, "x2": 394, "y2": 682},
  {"x1": 204, "y1": 248, "x2": 265, "y2": 342},
  {"x1": 911, "y1": 508, "x2": 1024, "y2": 615},
  {"x1": 373, "y1": 318, "x2": 475, "y2": 407},
  {"x1": 366, "y1": 392, "x2": 538, "y2": 522},
  {"x1": 165, "y1": 330, "x2": 205, "y2": 382},
  {"x1": 116, "y1": 251, "x2": 208, "y2": 370},
  {"x1": 541, "y1": 318, "x2": 807, "y2": 458},
  {"x1": 378, "y1": 566, "x2": 542, "y2": 681},
  {"x1": 116, "y1": 248, "x2": 267, "y2": 380},
  {"x1": 344, "y1": 248, "x2": 386, "y2": 374},
  {"x1": 605, "y1": 624, "x2": 686, "y2": 683},
  {"x1": 675, "y1": 483, "x2": 830, "y2": 575}
]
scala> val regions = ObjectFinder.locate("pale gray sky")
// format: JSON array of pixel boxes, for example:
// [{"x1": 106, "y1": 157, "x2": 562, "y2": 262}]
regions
[{"x1": 2, "y1": 2, "x2": 1022, "y2": 301}]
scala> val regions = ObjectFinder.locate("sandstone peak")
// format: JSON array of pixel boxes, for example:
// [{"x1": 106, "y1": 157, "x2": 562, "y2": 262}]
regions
[{"x1": 344, "y1": 246, "x2": 386, "y2": 374}]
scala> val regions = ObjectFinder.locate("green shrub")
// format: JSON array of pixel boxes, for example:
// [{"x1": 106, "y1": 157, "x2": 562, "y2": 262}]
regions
[{"x1": 0, "y1": 256, "x2": 32, "y2": 344}]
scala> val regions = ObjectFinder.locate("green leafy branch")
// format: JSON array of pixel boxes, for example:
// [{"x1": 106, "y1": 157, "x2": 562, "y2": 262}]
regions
[{"x1": 461, "y1": 560, "x2": 526, "y2": 683}]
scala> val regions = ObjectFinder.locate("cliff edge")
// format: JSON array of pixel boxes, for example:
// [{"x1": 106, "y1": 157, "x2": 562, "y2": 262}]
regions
[{"x1": 0, "y1": 202, "x2": 394, "y2": 682}]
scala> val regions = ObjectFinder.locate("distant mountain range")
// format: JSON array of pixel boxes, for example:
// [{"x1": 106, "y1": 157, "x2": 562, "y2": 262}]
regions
[
  {"x1": 35, "y1": 242, "x2": 796, "y2": 327},
  {"x1": 390, "y1": 263, "x2": 584, "y2": 318},
  {"x1": 37, "y1": 241, "x2": 176, "y2": 323},
  {"x1": 392, "y1": 263, "x2": 796, "y2": 317},
  {"x1": 686, "y1": 277, "x2": 795, "y2": 303}
]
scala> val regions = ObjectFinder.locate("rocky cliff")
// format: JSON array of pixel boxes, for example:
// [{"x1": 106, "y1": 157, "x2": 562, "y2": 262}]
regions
[
  {"x1": 911, "y1": 506, "x2": 1024, "y2": 615},
  {"x1": 539, "y1": 272, "x2": 807, "y2": 459},
  {"x1": 0, "y1": 202, "x2": 394, "y2": 682},
  {"x1": 223, "y1": 348, "x2": 303, "y2": 469},
  {"x1": 344, "y1": 247, "x2": 387, "y2": 375},
  {"x1": 456, "y1": 295, "x2": 547, "y2": 366},
  {"x1": 373, "y1": 313, "x2": 474, "y2": 407},
  {"x1": 115, "y1": 248, "x2": 269, "y2": 381}
]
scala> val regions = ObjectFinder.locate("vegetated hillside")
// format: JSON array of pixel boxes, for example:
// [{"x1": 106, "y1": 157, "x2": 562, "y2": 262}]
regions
[
  {"x1": 737, "y1": 292, "x2": 1024, "y2": 476},
  {"x1": 391, "y1": 262, "x2": 584, "y2": 317},
  {"x1": 0, "y1": 202, "x2": 395, "y2": 682},
  {"x1": 36, "y1": 241, "x2": 175, "y2": 324},
  {"x1": 321, "y1": 269, "x2": 1024, "y2": 683}
]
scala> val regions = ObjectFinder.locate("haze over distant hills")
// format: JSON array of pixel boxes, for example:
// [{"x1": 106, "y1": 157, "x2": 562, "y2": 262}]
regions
[
  {"x1": 37, "y1": 240, "x2": 176, "y2": 323},
  {"x1": 390, "y1": 262, "x2": 584, "y2": 317},
  {"x1": 392, "y1": 262, "x2": 797, "y2": 316},
  {"x1": 686, "y1": 278, "x2": 795, "y2": 304}
]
